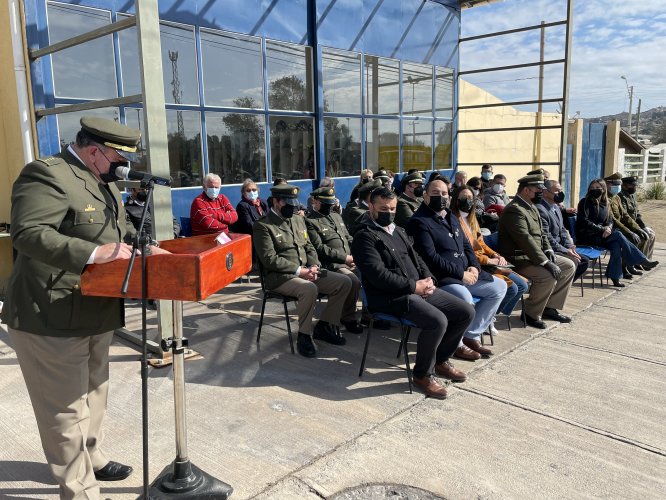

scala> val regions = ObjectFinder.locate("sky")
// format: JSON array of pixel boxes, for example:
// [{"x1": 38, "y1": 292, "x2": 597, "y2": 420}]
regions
[{"x1": 461, "y1": 0, "x2": 666, "y2": 119}]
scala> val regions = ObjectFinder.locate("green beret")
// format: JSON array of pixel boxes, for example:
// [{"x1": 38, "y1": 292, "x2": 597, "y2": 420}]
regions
[
  {"x1": 311, "y1": 187, "x2": 336, "y2": 204},
  {"x1": 401, "y1": 172, "x2": 424, "y2": 185},
  {"x1": 621, "y1": 175, "x2": 638, "y2": 185},
  {"x1": 358, "y1": 179, "x2": 383, "y2": 196},
  {"x1": 517, "y1": 173, "x2": 545, "y2": 188},
  {"x1": 80, "y1": 116, "x2": 141, "y2": 158},
  {"x1": 270, "y1": 184, "x2": 300, "y2": 205},
  {"x1": 604, "y1": 172, "x2": 622, "y2": 185}
]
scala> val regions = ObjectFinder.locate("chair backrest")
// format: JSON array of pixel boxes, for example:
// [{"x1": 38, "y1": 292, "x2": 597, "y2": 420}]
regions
[
  {"x1": 484, "y1": 231, "x2": 499, "y2": 252},
  {"x1": 179, "y1": 217, "x2": 192, "y2": 237},
  {"x1": 567, "y1": 215, "x2": 577, "y2": 244},
  {"x1": 255, "y1": 259, "x2": 268, "y2": 293}
]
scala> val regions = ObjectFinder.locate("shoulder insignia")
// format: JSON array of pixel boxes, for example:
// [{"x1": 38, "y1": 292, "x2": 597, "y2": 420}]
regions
[
  {"x1": 84, "y1": 204, "x2": 96, "y2": 212},
  {"x1": 36, "y1": 156, "x2": 61, "y2": 166}
]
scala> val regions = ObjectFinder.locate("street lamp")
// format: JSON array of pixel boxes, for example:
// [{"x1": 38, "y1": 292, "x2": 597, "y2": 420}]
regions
[{"x1": 620, "y1": 76, "x2": 634, "y2": 129}]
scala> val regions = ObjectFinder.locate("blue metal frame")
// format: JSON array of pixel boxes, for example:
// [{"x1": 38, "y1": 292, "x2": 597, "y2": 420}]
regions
[{"x1": 308, "y1": 0, "x2": 325, "y2": 182}]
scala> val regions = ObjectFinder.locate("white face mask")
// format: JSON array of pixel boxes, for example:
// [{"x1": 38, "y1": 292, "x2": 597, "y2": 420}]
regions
[
  {"x1": 247, "y1": 190, "x2": 259, "y2": 201},
  {"x1": 492, "y1": 183, "x2": 504, "y2": 194},
  {"x1": 206, "y1": 187, "x2": 220, "y2": 199},
  {"x1": 459, "y1": 211, "x2": 469, "y2": 218},
  {"x1": 472, "y1": 189, "x2": 480, "y2": 196}
]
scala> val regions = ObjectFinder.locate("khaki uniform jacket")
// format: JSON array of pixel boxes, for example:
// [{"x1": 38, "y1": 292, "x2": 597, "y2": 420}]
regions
[
  {"x1": 394, "y1": 193, "x2": 422, "y2": 227},
  {"x1": 609, "y1": 194, "x2": 641, "y2": 236},
  {"x1": 1, "y1": 149, "x2": 135, "y2": 337},
  {"x1": 342, "y1": 200, "x2": 368, "y2": 235},
  {"x1": 498, "y1": 195, "x2": 552, "y2": 267},
  {"x1": 253, "y1": 210, "x2": 320, "y2": 290},
  {"x1": 305, "y1": 211, "x2": 353, "y2": 271},
  {"x1": 617, "y1": 190, "x2": 646, "y2": 229}
]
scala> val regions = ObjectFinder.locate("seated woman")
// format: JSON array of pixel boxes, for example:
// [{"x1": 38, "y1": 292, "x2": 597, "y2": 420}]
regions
[
  {"x1": 575, "y1": 178, "x2": 656, "y2": 287},
  {"x1": 451, "y1": 187, "x2": 529, "y2": 327},
  {"x1": 232, "y1": 178, "x2": 268, "y2": 235},
  {"x1": 348, "y1": 168, "x2": 374, "y2": 204}
]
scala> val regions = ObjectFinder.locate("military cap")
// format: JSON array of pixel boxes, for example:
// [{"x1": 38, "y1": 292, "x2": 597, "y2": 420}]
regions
[
  {"x1": 517, "y1": 173, "x2": 546, "y2": 188},
  {"x1": 401, "y1": 172, "x2": 424, "y2": 185},
  {"x1": 311, "y1": 187, "x2": 337, "y2": 204},
  {"x1": 621, "y1": 175, "x2": 638, "y2": 185},
  {"x1": 374, "y1": 169, "x2": 391, "y2": 181},
  {"x1": 603, "y1": 172, "x2": 622, "y2": 185},
  {"x1": 527, "y1": 168, "x2": 544, "y2": 176},
  {"x1": 270, "y1": 183, "x2": 300, "y2": 205},
  {"x1": 358, "y1": 178, "x2": 383, "y2": 197},
  {"x1": 80, "y1": 116, "x2": 141, "y2": 160}
]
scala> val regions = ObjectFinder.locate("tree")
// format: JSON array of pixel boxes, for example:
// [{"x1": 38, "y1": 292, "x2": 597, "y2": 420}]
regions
[{"x1": 653, "y1": 121, "x2": 666, "y2": 144}]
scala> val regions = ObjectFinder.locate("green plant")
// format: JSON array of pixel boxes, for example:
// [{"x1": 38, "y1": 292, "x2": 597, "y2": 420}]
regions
[
  {"x1": 636, "y1": 186, "x2": 648, "y2": 202},
  {"x1": 645, "y1": 182, "x2": 666, "y2": 200}
]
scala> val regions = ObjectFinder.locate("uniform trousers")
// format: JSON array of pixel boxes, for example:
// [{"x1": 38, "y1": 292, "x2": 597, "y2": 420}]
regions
[
  {"x1": 558, "y1": 251, "x2": 590, "y2": 281},
  {"x1": 335, "y1": 266, "x2": 361, "y2": 322},
  {"x1": 514, "y1": 255, "x2": 576, "y2": 319},
  {"x1": 638, "y1": 231, "x2": 656, "y2": 260},
  {"x1": 401, "y1": 289, "x2": 475, "y2": 378},
  {"x1": 273, "y1": 271, "x2": 352, "y2": 335},
  {"x1": 9, "y1": 328, "x2": 114, "y2": 500}
]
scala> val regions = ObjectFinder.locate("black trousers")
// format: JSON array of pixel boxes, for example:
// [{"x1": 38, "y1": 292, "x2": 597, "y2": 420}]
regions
[
  {"x1": 403, "y1": 288, "x2": 475, "y2": 378},
  {"x1": 558, "y1": 251, "x2": 590, "y2": 281}
]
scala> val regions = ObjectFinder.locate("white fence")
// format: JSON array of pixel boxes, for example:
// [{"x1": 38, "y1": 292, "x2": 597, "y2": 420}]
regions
[{"x1": 619, "y1": 148, "x2": 666, "y2": 184}]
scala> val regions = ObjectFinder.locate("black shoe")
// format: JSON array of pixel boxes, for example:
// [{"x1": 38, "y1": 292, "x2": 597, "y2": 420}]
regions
[
  {"x1": 622, "y1": 268, "x2": 633, "y2": 280},
  {"x1": 296, "y1": 333, "x2": 317, "y2": 357},
  {"x1": 313, "y1": 321, "x2": 346, "y2": 345},
  {"x1": 611, "y1": 279, "x2": 625, "y2": 288},
  {"x1": 94, "y1": 461, "x2": 133, "y2": 481},
  {"x1": 372, "y1": 319, "x2": 392, "y2": 330},
  {"x1": 542, "y1": 308, "x2": 572, "y2": 323},
  {"x1": 341, "y1": 320, "x2": 364, "y2": 334},
  {"x1": 520, "y1": 312, "x2": 547, "y2": 329},
  {"x1": 634, "y1": 264, "x2": 646, "y2": 271},
  {"x1": 627, "y1": 266, "x2": 643, "y2": 276},
  {"x1": 641, "y1": 260, "x2": 659, "y2": 270}
]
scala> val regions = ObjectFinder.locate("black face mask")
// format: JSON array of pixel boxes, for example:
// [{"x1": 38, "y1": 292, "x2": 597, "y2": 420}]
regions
[
  {"x1": 362, "y1": 178, "x2": 370, "y2": 184},
  {"x1": 532, "y1": 191, "x2": 543, "y2": 204},
  {"x1": 625, "y1": 186, "x2": 636, "y2": 195},
  {"x1": 589, "y1": 189, "x2": 603, "y2": 199},
  {"x1": 99, "y1": 161, "x2": 128, "y2": 184},
  {"x1": 413, "y1": 186, "x2": 424, "y2": 198},
  {"x1": 553, "y1": 192, "x2": 565, "y2": 204},
  {"x1": 280, "y1": 204, "x2": 296, "y2": 219},
  {"x1": 136, "y1": 191, "x2": 148, "y2": 203},
  {"x1": 318, "y1": 204, "x2": 332, "y2": 216},
  {"x1": 375, "y1": 211, "x2": 395, "y2": 227},
  {"x1": 457, "y1": 198, "x2": 474, "y2": 213},
  {"x1": 427, "y1": 195, "x2": 448, "y2": 212}
]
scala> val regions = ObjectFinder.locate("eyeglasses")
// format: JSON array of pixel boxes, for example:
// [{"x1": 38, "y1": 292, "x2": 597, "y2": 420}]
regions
[{"x1": 245, "y1": 188, "x2": 258, "y2": 192}]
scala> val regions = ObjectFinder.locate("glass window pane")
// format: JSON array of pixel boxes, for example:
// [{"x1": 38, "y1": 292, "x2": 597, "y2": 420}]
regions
[
  {"x1": 206, "y1": 112, "x2": 267, "y2": 185},
  {"x1": 324, "y1": 118, "x2": 362, "y2": 178},
  {"x1": 435, "y1": 67, "x2": 454, "y2": 119},
  {"x1": 201, "y1": 30, "x2": 264, "y2": 109},
  {"x1": 403, "y1": 119, "x2": 432, "y2": 171},
  {"x1": 117, "y1": 14, "x2": 140, "y2": 96},
  {"x1": 322, "y1": 48, "x2": 361, "y2": 115},
  {"x1": 434, "y1": 122, "x2": 452, "y2": 169},
  {"x1": 47, "y1": 3, "x2": 116, "y2": 99},
  {"x1": 403, "y1": 62, "x2": 433, "y2": 117},
  {"x1": 269, "y1": 116, "x2": 315, "y2": 180},
  {"x1": 123, "y1": 108, "x2": 148, "y2": 172},
  {"x1": 56, "y1": 107, "x2": 119, "y2": 148},
  {"x1": 364, "y1": 55, "x2": 400, "y2": 116},
  {"x1": 266, "y1": 40, "x2": 313, "y2": 112},
  {"x1": 366, "y1": 119, "x2": 399, "y2": 172},
  {"x1": 161, "y1": 23, "x2": 199, "y2": 105}
]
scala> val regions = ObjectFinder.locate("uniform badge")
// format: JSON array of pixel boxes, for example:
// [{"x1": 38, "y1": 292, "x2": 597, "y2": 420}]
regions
[
  {"x1": 303, "y1": 230, "x2": 308, "y2": 240},
  {"x1": 448, "y1": 232, "x2": 453, "y2": 238},
  {"x1": 84, "y1": 204, "x2": 95, "y2": 212},
  {"x1": 454, "y1": 228, "x2": 459, "y2": 237}
]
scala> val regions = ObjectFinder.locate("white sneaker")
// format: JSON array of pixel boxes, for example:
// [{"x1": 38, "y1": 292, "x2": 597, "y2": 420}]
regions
[{"x1": 489, "y1": 317, "x2": 499, "y2": 336}]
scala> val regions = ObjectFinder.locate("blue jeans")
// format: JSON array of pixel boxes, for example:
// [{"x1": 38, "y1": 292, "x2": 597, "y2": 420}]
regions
[
  {"x1": 598, "y1": 230, "x2": 646, "y2": 280},
  {"x1": 496, "y1": 272, "x2": 529, "y2": 315},
  {"x1": 441, "y1": 276, "x2": 507, "y2": 341}
]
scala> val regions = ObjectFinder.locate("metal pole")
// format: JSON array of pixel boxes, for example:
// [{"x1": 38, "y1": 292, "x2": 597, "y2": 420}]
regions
[
  {"x1": 627, "y1": 85, "x2": 633, "y2": 130},
  {"x1": 558, "y1": 0, "x2": 574, "y2": 185},
  {"x1": 634, "y1": 98, "x2": 641, "y2": 139},
  {"x1": 534, "y1": 20, "x2": 545, "y2": 165},
  {"x1": 172, "y1": 300, "x2": 189, "y2": 461}
]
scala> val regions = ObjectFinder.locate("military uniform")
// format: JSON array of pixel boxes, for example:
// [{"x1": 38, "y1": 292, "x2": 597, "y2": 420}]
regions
[
  {"x1": 395, "y1": 192, "x2": 422, "y2": 227},
  {"x1": 618, "y1": 177, "x2": 656, "y2": 259},
  {"x1": 1, "y1": 117, "x2": 140, "y2": 499},
  {"x1": 342, "y1": 179, "x2": 382, "y2": 235}
]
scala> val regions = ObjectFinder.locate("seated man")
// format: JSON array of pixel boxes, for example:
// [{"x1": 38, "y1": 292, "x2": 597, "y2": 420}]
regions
[
  {"x1": 618, "y1": 174, "x2": 657, "y2": 267},
  {"x1": 352, "y1": 187, "x2": 475, "y2": 399},
  {"x1": 480, "y1": 164, "x2": 494, "y2": 191},
  {"x1": 190, "y1": 173, "x2": 238, "y2": 235},
  {"x1": 406, "y1": 177, "x2": 506, "y2": 360},
  {"x1": 342, "y1": 178, "x2": 382, "y2": 235},
  {"x1": 466, "y1": 176, "x2": 499, "y2": 231},
  {"x1": 253, "y1": 184, "x2": 353, "y2": 357},
  {"x1": 394, "y1": 172, "x2": 424, "y2": 227},
  {"x1": 537, "y1": 179, "x2": 589, "y2": 281},
  {"x1": 483, "y1": 174, "x2": 510, "y2": 209},
  {"x1": 125, "y1": 186, "x2": 180, "y2": 238},
  {"x1": 498, "y1": 173, "x2": 576, "y2": 329},
  {"x1": 305, "y1": 187, "x2": 363, "y2": 333},
  {"x1": 449, "y1": 170, "x2": 467, "y2": 197}
]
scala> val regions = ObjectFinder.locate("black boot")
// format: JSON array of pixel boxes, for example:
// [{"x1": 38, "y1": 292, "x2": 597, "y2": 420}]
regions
[
  {"x1": 296, "y1": 333, "x2": 317, "y2": 357},
  {"x1": 611, "y1": 279, "x2": 625, "y2": 288},
  {"x1": 641, "y1": 260, "x2": 659, "y2": 270},
  {"x1": 627, "y1": 265, "x2": 642, "y2": 276},
  {"x1": 622, "y1": 267, "x2": 633, "y2": 280}
]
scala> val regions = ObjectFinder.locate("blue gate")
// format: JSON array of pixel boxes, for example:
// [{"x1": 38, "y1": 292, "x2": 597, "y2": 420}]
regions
[{"x1": 579, "y1": 122, "x2": 606, "y2": 199}]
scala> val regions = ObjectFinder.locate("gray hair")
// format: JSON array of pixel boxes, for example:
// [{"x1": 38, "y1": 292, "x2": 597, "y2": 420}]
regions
[
  {"x1": 203, "y1": 173, "x2": 221, "y2": 186},
  {"x1": 241, "y1": 178, "x2": 257, "y2": 193},
  {"x1": 320, "y1": 176, "x2": 335, "y2": 188}
]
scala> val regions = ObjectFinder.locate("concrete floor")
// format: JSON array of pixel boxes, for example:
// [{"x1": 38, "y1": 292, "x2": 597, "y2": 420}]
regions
[{"x1": 1, "y1": 244, "x2": 664, "y2": 499}]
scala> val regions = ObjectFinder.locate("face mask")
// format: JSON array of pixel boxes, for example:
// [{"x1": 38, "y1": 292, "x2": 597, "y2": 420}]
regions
[
  {"x1": 609, "y1": 185, "x2": 621, "y2": 195},
  {"x1": 99, "y1": 161, "x2": 127, "y2": 184},
  {"x1": 427, "y1": 195, "x2": 448, "y2": 212},
  {"x1": 492, "y1": 183, "x2": 504, "y2": 194},
  {"x1": 472, "y1": 188, "x2": 480, "y2": 196},
  {"x1": 482, "y1": 171, "x2": 492, "y2": 181},
  {"x1": 625, "y1": 186, "x2": 636, "y2": 195},
  {"x1": 413, "y1": 186, "x2": 424, "y2": 198},
  {"x1": 553, "y1": 192, "x2": 565, "y2": 204},
  {"x1": 589, "y1": 189, "x2": 603, "y2": 199},
  {"x1": 362, "y1": 178, "x2": 370, "y2": 184},
  {"x1": 532, "y1": 191, "x2": 543, "y2": 204},
  {"x1": 136, "y1": 191, "x2": 148, "y2": 203},
  {"x1": 246, "y1": 190, "x2": 259, "y2": 201},
  {"x1": 318, "y1": 204, "x2": 332, "y2": 216},
  {"x1": 206, "y1": 187, "x2": 220, "y2": 199},
  {"x1": 279, "y1": 204, "x2": 296, "y2": 218},
  {"x1": 457, "y1": 198, "x2": 474, "y2": 213},
  {"x1": 374, "y1": 211, "x2": 395, "y2": 227}
]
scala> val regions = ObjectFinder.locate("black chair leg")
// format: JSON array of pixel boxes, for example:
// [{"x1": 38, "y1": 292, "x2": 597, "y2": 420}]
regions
[
  {"x1": 506, "y1": 314, "x2": 512, "y2": 331},
  {"x1": 396, "y1": 335, "x2": 404, "y2": 359},
  {"x1": 402, "y1": 326, "x2": 412, "y2": 394},
  {"x1": 580, "y1": 273, "x2": 584, "y2": 296},
  {"x1": 257, "y1": 296, "x2": 268, "y2": 345},
  {"x1": 358, "y1": 321, "x2": 373, "y2": 377},
  {"x1": 521, "y1": 296, "x2": 527, "y2": 327},
  {"x1": 282, "y1": 300, "x2": 295, "y2": 354}
]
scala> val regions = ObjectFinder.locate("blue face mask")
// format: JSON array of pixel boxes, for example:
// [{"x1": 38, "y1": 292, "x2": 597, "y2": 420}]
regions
[
  {"x1": 482, "y1": 171, "x2": 492, "y2": 181},
  {"x1": 609, "y1": 185, "x2": 621, "y2": 195},
  {"x1": 247, "y1": 190, "x2": 259, "y2": 201},
  {"x1": 206, "y1": 187, "x2": 220, "y2": 199}
]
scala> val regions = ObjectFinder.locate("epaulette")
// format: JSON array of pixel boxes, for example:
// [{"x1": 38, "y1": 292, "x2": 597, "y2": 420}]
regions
[{"x1": 35, "y1": 156, "x2": 61, "y2": 166}]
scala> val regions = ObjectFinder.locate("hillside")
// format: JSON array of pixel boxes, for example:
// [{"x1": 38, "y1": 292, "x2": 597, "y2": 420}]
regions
[{"x1": 586, "y1": 106, "x2": 666, "y2": 143}]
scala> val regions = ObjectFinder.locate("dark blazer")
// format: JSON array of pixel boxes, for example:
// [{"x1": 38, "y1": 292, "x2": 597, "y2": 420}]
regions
[
  {"x1": 575, "y1": 197, "x2": 611, "y2": 246},
  {"x1": 124, "y1": 200, "x2": 181, "y2": 238},
  {"x1": 405, "y1": 204, "x2": 489, "y2": 286},
  {"x1": 536, "y1": 200, "x2": 573, "y2": 253},
  {"x1": 351, "y1": 212, "x2": 433, "y2": 316},
  {"x1": 232, "y1": 197, "x2": 267, "y2": 235}
]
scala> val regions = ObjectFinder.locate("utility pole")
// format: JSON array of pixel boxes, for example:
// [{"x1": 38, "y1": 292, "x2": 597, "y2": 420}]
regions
[
  {"x1": 634, "y1": 98, "x2": 642, "y2": 139},
  {"x1": 168, "y1": 49, "x2": 184, "y2": 137},
  {"x1": 627, "y1": 85, "x2": 634, "y2": 130}
]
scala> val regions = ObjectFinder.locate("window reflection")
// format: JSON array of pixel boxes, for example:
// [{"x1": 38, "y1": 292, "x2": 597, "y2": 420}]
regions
[
  {"x1": 322, "y1": 48, "x2": 361, "y2": 114},
  {"x1": 403, "y1": 119, "x2": 432, "y2": 171},
  {"x1": 57, "y1": 107, "x2": 119, "y2": 149},
  {"x1": 403, "y1": 62, "x2": 433, "y2": 117},
  {"x1": 47, "y1": 2, "x2": 116, "y2": 99},
  {"x1": 366, "y1": 119, "x2": 399, "y2": 172},
  {"x1": 201, "y1": 30, "x2": 263, "y2": 109},
  {"x1": 434, "y1": 122, "x2": 452, "y2": 169},
  {"x1": 364, "y1": 55, "x2": 400, "y2": 116},
  {"x1": 269, "y1": 116, "x2": 315, "y2": 180},
  {"x1": 436, "y1": 67, "x2": 454, "y2": 119},
  {"x1": 266, "y1": 40, "x2": 313, "y2": 112},
  {"x1": 324, "y1": 118, "x2": 361, "y2": 178},
  {"x1": 206, "y1": 112, "x2": 266, "y2": 185}
]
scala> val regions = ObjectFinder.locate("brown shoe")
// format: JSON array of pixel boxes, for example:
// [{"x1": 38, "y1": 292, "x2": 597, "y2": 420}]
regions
[
  {"x1": 453, "y1": 345, "x2": 481, "y2": 361},
  {"x1": 435, "y1": 360, "x2": 467, "y2": 382},
  {"x1": 462, "y1": 337, "x2": 493, "y2": 358},
  {"x1": 412, "y1": 375, "x2": 447, "y2": 399}
]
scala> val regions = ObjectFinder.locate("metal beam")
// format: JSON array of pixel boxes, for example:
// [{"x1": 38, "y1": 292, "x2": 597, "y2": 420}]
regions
[
  {"x1": 391, "y1": 0, "x2": 426, "y2": 58},
  {"x1": 457, "y1": 161, "x2": 561, "y2": 166},
  {"x1": 29, "y1": 16, "x2": 136, "y2": 59},
  {"x1": 458, "y1": 125, "x2": 562, "y2": 133},
  {"x1": 458, "y1": 58, "x2": 565, "y2": 76},
  {"x1": 458, "y1": 97, "x2": 563, "y2": 110},
  {"x1": 459, "y1": 20, "x2": 566, "y2": 43},
  {"x1": 34, "y1": 94, "x2": 142, "y2": 117},
  {"x1": 559, "y1": 0, "x2": 574, "y2": 185},
  {"x1": 349, "y1": 0, "x2": 385, "y2": 51}
]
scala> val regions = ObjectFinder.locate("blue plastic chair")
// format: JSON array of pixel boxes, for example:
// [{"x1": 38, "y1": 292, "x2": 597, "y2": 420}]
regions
[{"x1": 567, "y1": 215, "x2": 604, "y2": 291}]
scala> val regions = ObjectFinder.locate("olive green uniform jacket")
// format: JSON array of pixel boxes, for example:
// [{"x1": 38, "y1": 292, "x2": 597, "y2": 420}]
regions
[
  {"x1": 1, "y1": 149, "x2": 135, "y2": 337},
  {"x1": 498, "y1": 195, "x2": 552, "y2": 267},
  {"x1": 342, "y1": 200, "x2": 368, "y2": 235},
  {"x1": 252, "y1": 210, "x2": 320, "y2": 290},
  {"x1": 608, "y1": 194, "x2": 641, "y2": 236},
  {"x1": 305, "y1": 211, "x2": 353, "y2": 271},
  {"x1": 616, "y1": 191, "x2": 646, "y2": 229},
  {"x1": 394, "y1": 193, "x2": 422, "y2": 228}
]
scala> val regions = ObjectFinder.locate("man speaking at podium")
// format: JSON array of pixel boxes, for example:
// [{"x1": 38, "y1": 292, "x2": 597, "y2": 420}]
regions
[{"x1": 1, "y1": 117, "x2": 165, "y2": 499}]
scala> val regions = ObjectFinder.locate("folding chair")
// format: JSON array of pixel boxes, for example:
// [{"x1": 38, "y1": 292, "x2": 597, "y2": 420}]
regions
[{"x1": 567, "y1": 215, "x2": 604, "y2": 292}]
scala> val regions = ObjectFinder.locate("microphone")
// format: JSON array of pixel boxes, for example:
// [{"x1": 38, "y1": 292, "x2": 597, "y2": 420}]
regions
[{"x1": 115, "y1": 166, "x2": 172, "y2": 186}]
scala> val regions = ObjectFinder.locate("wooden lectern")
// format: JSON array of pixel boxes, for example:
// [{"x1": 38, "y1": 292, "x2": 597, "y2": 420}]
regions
[{"x1": 81, "y1": 232, "x2": 251, "y2": 499}]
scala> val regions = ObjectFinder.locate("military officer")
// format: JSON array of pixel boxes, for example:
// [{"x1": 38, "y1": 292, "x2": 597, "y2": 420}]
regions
[
  {"x1": 342, "y1": 178, "x2": 382, "y2": 235},
  {"x1": 618, "y1": 175, "x2": 656, "y2": 263},
  {"x1": 1, "y1": 117, "x2": 168, "y2": 498},
  {"x1": 497, "y1": 173, "x2": 576, "y2": 329},
  {"x1": 305, "y1": 187, "x2": 363, "y2": 333},
  {"x1": 394, "y1": 172, "x2": 424, "y2": 227},
  {"x1": 253, "y1": 184, "x2": 353, "y2": 357}
]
